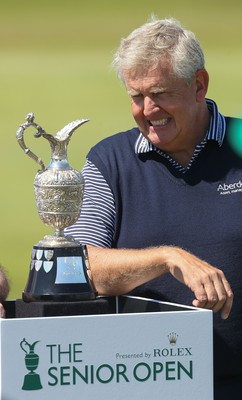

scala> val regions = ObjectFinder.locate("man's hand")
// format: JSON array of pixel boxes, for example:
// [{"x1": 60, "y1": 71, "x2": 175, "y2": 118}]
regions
[
  {"x1": 166, "y1": 247, "x2": 233, "y2": 319},
  {"x1": 0, "y1": 304, "x2": 5, "y2": 318}
]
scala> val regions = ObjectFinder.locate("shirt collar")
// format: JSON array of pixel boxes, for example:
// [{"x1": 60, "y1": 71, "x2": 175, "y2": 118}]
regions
[{"x1": 135, "y1": 98, "x2": 226, "y2": 154}]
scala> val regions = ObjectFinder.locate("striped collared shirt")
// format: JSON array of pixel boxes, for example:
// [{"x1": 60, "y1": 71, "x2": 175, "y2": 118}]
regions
[{"x1": 65, "y1": 99, "x2": 226, "y2": 247}]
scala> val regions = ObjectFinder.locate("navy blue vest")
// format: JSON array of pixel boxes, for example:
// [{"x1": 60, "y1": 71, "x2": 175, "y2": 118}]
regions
[{"x1": 88, "y1": 117, "x2": 242, "y2": 380}]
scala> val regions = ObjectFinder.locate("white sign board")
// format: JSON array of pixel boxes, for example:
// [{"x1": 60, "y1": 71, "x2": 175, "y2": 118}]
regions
[{"x1": 0, "y1": 297, "x2": 213, "y2": 400}]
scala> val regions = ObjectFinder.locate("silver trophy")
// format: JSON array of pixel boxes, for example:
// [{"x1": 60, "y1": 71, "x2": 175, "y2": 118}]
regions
[{"x1": 16, "y1": 113, "x2": 96, "y2": 302}]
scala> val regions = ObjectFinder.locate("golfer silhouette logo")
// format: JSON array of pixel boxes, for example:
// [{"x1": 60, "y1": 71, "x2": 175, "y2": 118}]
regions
[{"x1": 20, "y1": 338, "x2": 43, "y2": 390}]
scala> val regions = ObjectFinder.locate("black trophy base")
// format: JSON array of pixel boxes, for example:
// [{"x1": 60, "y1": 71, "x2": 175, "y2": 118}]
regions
[
  {"x1": 23, "y1": 244, "x2": 96, "y2": 302},
  {"x1": 15, "y1": 297, "x2": 115, "y2": 318}
]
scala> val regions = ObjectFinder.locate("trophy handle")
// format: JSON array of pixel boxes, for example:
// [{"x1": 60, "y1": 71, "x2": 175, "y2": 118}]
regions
[
  {"x1": 16, "y1": 113, "x2": 46, "y2": 171},
  {"x1": 20, "y1": 338, "x2": 30, "y2": 354}
]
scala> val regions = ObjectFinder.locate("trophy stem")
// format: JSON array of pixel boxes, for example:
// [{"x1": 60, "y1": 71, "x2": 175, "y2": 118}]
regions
[{"x1": 54, "y1": 229, "x2": 64, "y2": 237}]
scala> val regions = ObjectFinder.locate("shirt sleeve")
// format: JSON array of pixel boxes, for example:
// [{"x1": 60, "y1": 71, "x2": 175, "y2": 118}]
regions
[{"x1": 64, "y1": 159, "x2": 115, "y2": 248}]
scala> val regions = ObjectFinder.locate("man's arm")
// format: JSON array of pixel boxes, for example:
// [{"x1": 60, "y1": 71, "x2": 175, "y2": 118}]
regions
[{"x1": 87, "y1": 244, "x2": 233, "y2": 320}]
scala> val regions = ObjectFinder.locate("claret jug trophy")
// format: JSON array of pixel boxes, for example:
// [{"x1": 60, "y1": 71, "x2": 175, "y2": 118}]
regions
[{"x1": 16, "y1": 113, "x2": 96, "y2": 302}]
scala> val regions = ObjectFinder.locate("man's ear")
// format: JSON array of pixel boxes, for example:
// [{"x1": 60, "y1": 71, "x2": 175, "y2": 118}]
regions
[{"x1": 195, "y1": 69, "x2": 209, "y2": 102}]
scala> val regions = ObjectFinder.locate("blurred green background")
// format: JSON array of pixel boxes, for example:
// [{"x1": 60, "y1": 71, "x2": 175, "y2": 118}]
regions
[{"x1": 1, "y1": 0, "x2": 242, "y2": 299}]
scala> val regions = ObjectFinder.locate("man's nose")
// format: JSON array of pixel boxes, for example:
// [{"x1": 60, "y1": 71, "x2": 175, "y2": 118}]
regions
[{"x1": 143, "y1": 96, "x2": 159, "y2": 116}]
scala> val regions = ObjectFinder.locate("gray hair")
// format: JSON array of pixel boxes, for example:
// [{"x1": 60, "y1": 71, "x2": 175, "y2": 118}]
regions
[{"x1": 112, "y1": 17, "x2": 205, "y2": 84}]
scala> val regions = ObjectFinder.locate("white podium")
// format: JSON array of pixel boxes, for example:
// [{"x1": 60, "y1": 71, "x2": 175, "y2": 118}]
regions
[{"x1": 0, "y1": 296, "x2": 213, "y2": 399}]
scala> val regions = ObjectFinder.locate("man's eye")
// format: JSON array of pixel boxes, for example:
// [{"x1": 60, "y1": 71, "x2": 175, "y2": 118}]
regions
[
  {"x1": 131, "y1": 94, "x2": 143, "y2": 100},
  {"x1": 131, "y1": 93, "x2": 144, "y2": 101},
  {"x1": 152, "y1": 91, "x2": 165, "y2": 96}
]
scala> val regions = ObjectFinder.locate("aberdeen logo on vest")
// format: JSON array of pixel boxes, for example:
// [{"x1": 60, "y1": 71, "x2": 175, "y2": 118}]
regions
[{"x1": 217, "y1": 179, "x2": 242, "y2": 195}]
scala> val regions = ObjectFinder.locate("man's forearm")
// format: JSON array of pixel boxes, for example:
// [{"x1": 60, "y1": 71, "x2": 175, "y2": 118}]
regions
[
  {"x1": 87, "y1": 245, "x2": 169, "y2": 296},
  {"x1": 87, "y1": 244, "x2": 233, "y2": 320}
]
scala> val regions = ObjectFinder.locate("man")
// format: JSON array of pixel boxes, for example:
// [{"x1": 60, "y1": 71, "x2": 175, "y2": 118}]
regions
[{"x1": 66, "y1": 18, "x2": 242, "y2": 397}]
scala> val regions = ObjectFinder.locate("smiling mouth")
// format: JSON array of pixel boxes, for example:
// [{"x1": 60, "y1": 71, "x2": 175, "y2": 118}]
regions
[{"x1": 149, "y1": 118, "x2": 170, "y2": 127}]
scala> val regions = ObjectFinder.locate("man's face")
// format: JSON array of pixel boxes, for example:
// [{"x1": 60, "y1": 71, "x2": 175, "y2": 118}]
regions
[{"x1": 123, "y1": 60, "x2": 208, "y2": 155}]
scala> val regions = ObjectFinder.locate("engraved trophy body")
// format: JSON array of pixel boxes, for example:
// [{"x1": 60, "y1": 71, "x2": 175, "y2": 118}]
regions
[{"x1": 16, "y1": 113, "x2": 96, "y2": 302}]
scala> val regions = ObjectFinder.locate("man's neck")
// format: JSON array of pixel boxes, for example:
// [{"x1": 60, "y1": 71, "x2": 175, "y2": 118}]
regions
[{"x1": 166, "y1": 103, "x2": 211, "y2": 168}]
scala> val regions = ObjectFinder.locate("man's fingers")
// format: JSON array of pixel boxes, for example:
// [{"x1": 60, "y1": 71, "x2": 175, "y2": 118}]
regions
[
  {"x1": 192, "y1": 275, "x2": 233, "y2": 319},
  {"x1": 217, "y1": 278, "x2": 233, "y2": 319},
  {"x1": 210, "y1": 276, "x2": 233, "y2": 318},
  {"x1": 0, "y1": 304, "x2": 5, "y2": 318}
]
